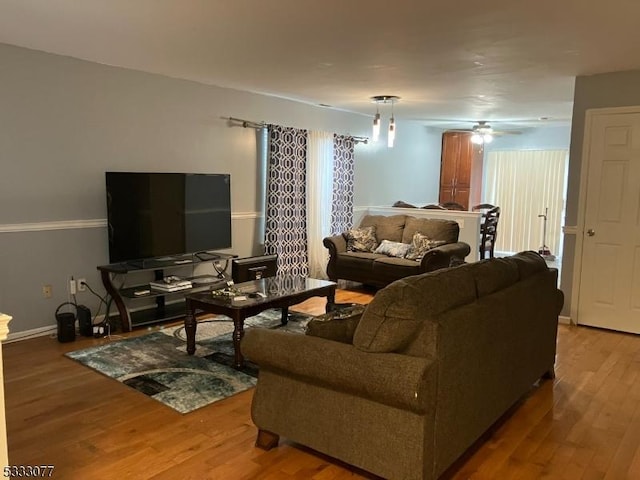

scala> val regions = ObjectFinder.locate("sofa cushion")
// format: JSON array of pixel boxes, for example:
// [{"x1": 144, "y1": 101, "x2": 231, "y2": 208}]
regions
[
  {"x1": 401, "y1": 217, "x2": 459, "y2": 244},
  {"x1": 467, "y1": 258, "x2": 519, "y2": 297},
  {"x1": 345, "y1": 225, "x2": 378, "y2": 252},
  {"x1": 505, "y1": 250, "x2": 548, "y2": 279},
  {"x1": 353, "y1": 266, "x2": 477, "y2": 353},
  {"x1": 405, "y1": 232, "x2": 447, "y2": 261},
  {"x1": 374, "y1": 240, "x2": 411, "y2": 258},
  {"x1": 371, "y1": 256, "x2": 422, "y2": 283},
  {"x1": 334, "y1": 251, "x2": 379, "y2": 278},
  {"x1": 360, "y1": 214, "x2": 406, "y2": 243}
]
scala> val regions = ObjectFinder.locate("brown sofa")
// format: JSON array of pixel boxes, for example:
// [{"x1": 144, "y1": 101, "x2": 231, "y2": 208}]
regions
[
  {"x1": 241, "y1": 251, "x2": 563, "y2": 480},
  {"x1": 323, "y1": 214, "x2": 471, "y2": 287}
]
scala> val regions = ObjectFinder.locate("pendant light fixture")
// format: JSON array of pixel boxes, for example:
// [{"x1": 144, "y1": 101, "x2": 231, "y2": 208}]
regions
[{"x1": 370, "y1": 95, "x2": 400, "y2": 148}]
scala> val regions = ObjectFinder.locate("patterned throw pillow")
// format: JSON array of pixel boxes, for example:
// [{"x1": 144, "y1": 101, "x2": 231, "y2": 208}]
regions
[
  {"x1": 374, "y1": 240, "x2": 411, "y2": 258},
  {"x1": 405, "y1": 232, "x2": 447, "y2": 261},
  {"x1": 345, "y1": 226, "x2": 378, "y2": 252}
]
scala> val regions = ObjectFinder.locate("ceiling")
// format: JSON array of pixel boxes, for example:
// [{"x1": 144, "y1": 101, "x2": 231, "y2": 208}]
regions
[{"x1": 1, "y1": 0, "x2": 640, "y2": 131}]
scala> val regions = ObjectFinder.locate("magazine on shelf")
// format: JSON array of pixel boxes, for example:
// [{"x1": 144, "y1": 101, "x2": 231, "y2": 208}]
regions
[
  {"x1": 150, "y1": 282, "x2": 192, "y2": 292},
  {"x1": 149, "y1": 276, "x2": 192, "y2": 292}
]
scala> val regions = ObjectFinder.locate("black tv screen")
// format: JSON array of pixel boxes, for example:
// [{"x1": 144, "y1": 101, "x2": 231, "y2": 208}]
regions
[{"x1": 106, "y1": 172, "x2": 232, "y2": 263}]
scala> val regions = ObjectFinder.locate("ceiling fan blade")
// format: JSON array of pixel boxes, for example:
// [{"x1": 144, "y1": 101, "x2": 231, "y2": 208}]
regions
[{"x1": 493, "y1": 130, "x2": 522, "y2": 136}]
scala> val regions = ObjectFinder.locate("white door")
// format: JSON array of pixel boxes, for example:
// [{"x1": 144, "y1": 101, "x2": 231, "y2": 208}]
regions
[{"x1": 578, "y1": 111, "x2": 640, "y2": 333}]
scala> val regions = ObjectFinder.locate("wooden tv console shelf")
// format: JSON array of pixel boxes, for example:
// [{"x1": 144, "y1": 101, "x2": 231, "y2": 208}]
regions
[{"x1": 97, "y1": 252, "x2": 236, "y2": 332}]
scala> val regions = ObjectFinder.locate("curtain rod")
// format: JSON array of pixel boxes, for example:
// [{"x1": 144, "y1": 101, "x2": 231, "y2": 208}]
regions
[
  {"x1": 223, "y1": 116, "x2": 369, "y2": 144},
  {"x1": 222, "y1": 116, "x2": 266, "y2": 129}
]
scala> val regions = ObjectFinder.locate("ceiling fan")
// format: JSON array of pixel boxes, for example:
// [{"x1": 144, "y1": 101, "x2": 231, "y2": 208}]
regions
[{"x1": 446, "y1": 121, "x2": 522, "y2": 144}]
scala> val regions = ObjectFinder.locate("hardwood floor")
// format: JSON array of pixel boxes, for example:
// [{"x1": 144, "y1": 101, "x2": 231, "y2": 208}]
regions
[{"x1": 5, "y1": 288, "x2": 640, "y2": 479}]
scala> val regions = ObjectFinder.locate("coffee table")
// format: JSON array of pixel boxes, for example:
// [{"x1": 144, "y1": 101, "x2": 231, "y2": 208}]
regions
[{"x1": 184, "y1": 276, "x2": 336, "y2": 368}]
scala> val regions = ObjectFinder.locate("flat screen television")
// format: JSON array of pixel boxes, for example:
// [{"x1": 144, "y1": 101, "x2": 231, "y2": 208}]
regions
[{"x1": 106, "y1": 172, "x2": 232, "y2": 263}]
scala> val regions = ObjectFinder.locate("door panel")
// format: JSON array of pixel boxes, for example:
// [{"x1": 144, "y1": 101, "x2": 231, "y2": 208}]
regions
[
  {"x1": 592, "y1": 243, "x2": 618, "y2": 305},
  {"x1": 597, "y1": 161, "x2": 626, "y2": 223},
  {"x1": 632, "y1": 247, "x2": 640, "y2": 310},
  {"x1": 439, "y1": 187, "x2": 455, "y2": 204},
  {"x1": 440, "y1": 133, "x2": 460, "y2": 190},
  {"x1": 579, "y1": 112, "x2": 640, "y2": 333},
  {"x1": 455, "y1": 140, "x2": 474, "y2": 187}
]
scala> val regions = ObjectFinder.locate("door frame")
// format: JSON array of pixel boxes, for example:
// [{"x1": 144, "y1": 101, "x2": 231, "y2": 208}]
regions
[{"x1": 570, "y1": 105, "x2": 640, "y2": 324}]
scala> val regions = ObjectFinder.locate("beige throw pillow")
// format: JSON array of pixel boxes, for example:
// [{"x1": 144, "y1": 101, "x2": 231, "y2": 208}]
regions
[
  {"x1": 405, "y1": 232, "x2": 446, "y2": 261},
  {"x1": 345, "y1": 226, "x2": 378, "y2": 252}
]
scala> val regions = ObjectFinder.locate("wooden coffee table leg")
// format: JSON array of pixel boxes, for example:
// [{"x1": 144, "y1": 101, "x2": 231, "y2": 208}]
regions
[
  {"x1": 232, "y1": 313, "x2": 246, "y2": 369},
  {"x1": 185, "y1": 300, "x2": 197, "y2": 355},
  {"x1": 326, "y1": 287, "x2": 336, "y2": 313}
]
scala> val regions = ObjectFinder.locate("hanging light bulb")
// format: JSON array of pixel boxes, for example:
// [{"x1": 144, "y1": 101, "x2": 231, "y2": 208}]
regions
[
  {"x1": 372, "y1": 109, "x2": 381, "y2": 142},
  {"x1": 483, "y1": 133, "x2": 493, "y2": 143},
  {"x1": 471, "y1": 133, "x2": 483, "y2": 144},
  {"x1": 388, "y1": 99, "x2": 396, "y2": 148},
  {"x1": 388, "y1": 116, "x2": 396, "y2": 148}
]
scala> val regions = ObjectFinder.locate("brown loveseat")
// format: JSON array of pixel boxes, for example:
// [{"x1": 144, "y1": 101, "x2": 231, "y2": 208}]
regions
[
  {"x1": 323, "y1": 214, "x2": 471, "y2": 287},
  {"x1": 242, "y1": 252, "x2": 563, "y2": 480}
]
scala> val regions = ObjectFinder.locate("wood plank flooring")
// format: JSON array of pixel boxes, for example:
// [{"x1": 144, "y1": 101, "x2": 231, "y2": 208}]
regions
[{"x1": 4, "y1": 288, "x2": 640, "y2": 479}]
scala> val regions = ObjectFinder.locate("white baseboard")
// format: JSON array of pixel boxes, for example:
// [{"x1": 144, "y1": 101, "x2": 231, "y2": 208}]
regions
[
  {"x1": 5, "y1": 325, "x2": 58, "y2": 343},
  {"x1": 559, "y1": 315, "x2": 572, "y2": 325},
  {"x1": 5, "y1": 313, "x2": 109, "y2": 343}
]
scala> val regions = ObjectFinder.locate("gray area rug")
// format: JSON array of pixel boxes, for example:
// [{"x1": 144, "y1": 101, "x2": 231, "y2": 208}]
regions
[{"x1": 65, "y1": 309, "x2": 311, "y2": 414}]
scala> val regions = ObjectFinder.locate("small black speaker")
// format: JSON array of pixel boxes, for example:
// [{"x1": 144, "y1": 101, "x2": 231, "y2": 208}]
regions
[
  {"x1": 56, "y1": 313, "x2": 76, "y2": 343},
  {"x1": 55, "y1": 302, "x2": 77, "y2": 343},
  {"x1": 77, "y1": 305, "x2": 93, "y2": 337}
]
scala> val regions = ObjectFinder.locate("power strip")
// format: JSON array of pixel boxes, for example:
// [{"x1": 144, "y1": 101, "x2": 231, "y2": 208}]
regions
[{"x1": 93, "y1": 322, "x2": 110, "y2": 338}]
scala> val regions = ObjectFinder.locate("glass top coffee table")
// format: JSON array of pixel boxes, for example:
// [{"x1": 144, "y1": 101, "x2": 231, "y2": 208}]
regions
[{"x1": 184, "y1": 276, "x2": 336, "y2": 368}]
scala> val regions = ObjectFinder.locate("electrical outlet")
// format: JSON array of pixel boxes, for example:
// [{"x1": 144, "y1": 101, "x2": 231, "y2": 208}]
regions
[
  {"x1": 42, "y1": 285, "x2": 52, "y2": 298},
  {"x1": 78, "y1": 278, "x2": 87, "y2": 292}
]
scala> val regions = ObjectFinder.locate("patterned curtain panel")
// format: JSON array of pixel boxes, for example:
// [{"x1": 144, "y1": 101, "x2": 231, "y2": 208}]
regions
[
  {"x1": 330, "y1": 134, "x2": 355, "y2": 234},
  {"x1": 264, "y1": 124, "x2": 309, "y2": 276}
]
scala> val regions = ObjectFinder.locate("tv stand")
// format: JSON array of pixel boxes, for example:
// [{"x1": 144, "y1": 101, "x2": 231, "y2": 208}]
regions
[{"x1": 98, "y1": 252, "x2": 235, "y2": 332}]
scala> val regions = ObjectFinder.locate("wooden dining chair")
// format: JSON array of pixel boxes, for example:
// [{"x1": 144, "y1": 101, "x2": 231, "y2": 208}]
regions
[{"x1": 472, "y1": 204, "x2": 501, "y2": 259}]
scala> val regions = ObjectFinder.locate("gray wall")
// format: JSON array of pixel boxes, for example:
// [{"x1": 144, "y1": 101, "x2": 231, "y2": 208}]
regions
[
  {"x1": 355, "y1": 125, "x2": 443, "y2": 207},
  {"x1": 483, "y1": 126, "x2": 570, "y2": 152},
  {"x1": 561, "y1": 69, "x2": 640, "y2": 316},
  {"x1": 0, "y1": 43, "x2": 437, "y2": 335}
]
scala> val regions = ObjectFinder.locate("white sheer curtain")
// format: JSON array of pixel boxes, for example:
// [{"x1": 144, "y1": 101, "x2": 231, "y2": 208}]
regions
[
  {"x1": 484, "y1": 149, "x2": 568, "y2": 256},
  {"x1": 306, "y1": 131, "x2": 334, "y2": 278}
]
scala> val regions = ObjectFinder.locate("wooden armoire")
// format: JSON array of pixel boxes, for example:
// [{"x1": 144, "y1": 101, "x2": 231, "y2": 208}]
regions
[{"x1": 438, "y1": 132, "x2": 484, "y2": 210}]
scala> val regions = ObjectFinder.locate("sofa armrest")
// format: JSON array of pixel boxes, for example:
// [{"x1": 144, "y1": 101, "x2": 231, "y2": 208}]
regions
[
  {"x1": 242, "y1": 329, "x2": 435, "y2": 413},
  {"x1": 323, "y1": 234, "x2": 348, "y2": 280},
  {"x1": 420, "y1": 241, "x2": 471, "y2": 272},
  {"x1": 323, "y1": 234, "x2": 347, "y2": 255}
]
